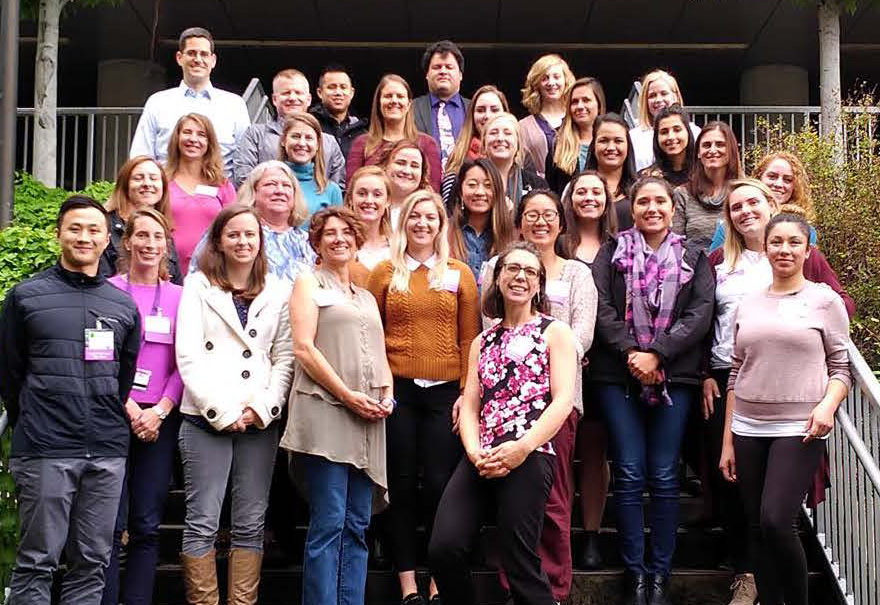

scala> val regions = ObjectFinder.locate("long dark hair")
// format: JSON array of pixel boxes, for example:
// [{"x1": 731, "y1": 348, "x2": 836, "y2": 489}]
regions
[
  {"x1": 651, "y1": 105, "x2": 695, "y2": 177},
  {"x1": 584, "y1": 113, "x2": 638, "y2": 199},
  {"x1": 687, "y1": 120, "x2": 743, "y2": 198},
  {"x1": 197, "y1": 204, "x2": 268, "y2": 300},
  {"x1": 448, "y1": 158, "x2": 515, "y2": 263},
  {"x1": 482, "y1": 241, "x2": 549, "y2": 319},
  {"x1": 560, "y1": 170, "x2": 618, "y2": 258},
  {"x1": 514, "y1": 188, "x2": 569, "y2": 259}
]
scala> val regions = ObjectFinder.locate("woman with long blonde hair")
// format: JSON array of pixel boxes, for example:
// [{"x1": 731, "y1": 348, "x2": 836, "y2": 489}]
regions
[
  {"x1": 546, "y1": 77, "x2": 606, "y2": 195},
  {"x1": 518, "y1": 54, "x2": 576, "y2": 177},
  {"x1": 367, "y1": 190, "x2": 480, "y2": 605},
  {"x1": 479, "y1": 113, "x2": 548, "y2": 210}
]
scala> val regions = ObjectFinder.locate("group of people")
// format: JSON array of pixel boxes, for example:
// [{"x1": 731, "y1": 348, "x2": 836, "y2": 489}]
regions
[{"x1": 0, "y1": 25, "x2": 856, "y2": 605}]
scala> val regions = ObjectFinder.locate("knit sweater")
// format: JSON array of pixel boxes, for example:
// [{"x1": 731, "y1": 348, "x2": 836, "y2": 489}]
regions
[
  {"x1": 728, "y1": 281, "x2": 852, "y2": 422},
  {"x1": 671, "y1": 185, "x2": 726, "y2": 252},
  {"x1": 367, "y1": 257, "x2": 480, "y2": 387}
]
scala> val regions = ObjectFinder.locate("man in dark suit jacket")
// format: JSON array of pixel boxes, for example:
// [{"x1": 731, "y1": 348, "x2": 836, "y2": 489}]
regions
[{"x1": 412, "y1": 40, "x2": 471, "y2": 168}]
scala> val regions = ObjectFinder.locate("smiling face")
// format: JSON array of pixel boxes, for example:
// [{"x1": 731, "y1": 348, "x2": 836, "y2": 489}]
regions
[
  {"x1": 220, "y1": 212, "x2": 261, "y2": 267},
  {"x1": 570, "y1": 84, "x2": 599, "y2": 130},
  {"x1": 127, "y1": 160, "x2": 164, "y2": 209},
  {"x1": 519, "y1": 194, "x2": 561, "y2": 247},
  {"x1": 177, "y1": 118, "x2": 209, "y2": 160},
  {"x1": 404, "y1": 200, "x2": 441, "y2": 251},
  {"x1": 283, "y1": 121, "x2": 319, "y2": 164},
  {"x1": 272, "y1": 74, "x2": 312, "y2": 119},
  {"x1": 632, "y1": 182, "x2": 674, "y2": 237},
  {"x1": 646, "y1": 78, "x2": 677, "y2": 119},
  {"x1": 379, "y1": 80, "x2": 411, "y2": 124},
  {"x1": 318, "y1": 215, "x2": 357, "y2": 266},
  {"x1": 317, "y1": 71, "x2": 354, "y2": 116},
  {"x1": 760, "y1": 158, "x2": 795, "y2": 205},
  {"x1": 125, "y1": 215, "x2": 167, "y2": 273},
  {"x1": 728, "y1": 185, "x2": 774, "y2": 240},
  {"x1": 426, "y1": 52, "x2": 463, "y2": 98},
  {"x1": 387, "y1": 148, "x2": 423, "y2": 197},
  {"x1": 472, "y1": 92, "x2": 505, "y2": 136},
  {"x1": 766, "y1": 220, "x2": 809, "y2": 279},
  {"x1": 460, "y1": 165, "x2": 493, "y2": 216},
  {"x1": 498, "y1": 248, "x2": 542, "y2": 306},
  {"x1": 350, "y1": 174, "x2": 390, "y2": 224},
  {"x1": 570, "y1": 174, "x2": 607, "y2": 223},
  {"x1": 57, "y1": 207, "x2": 110, "y2": 272},
  {"x1": 698, "y1": 128, "x2": 730, "y2": 171},
  {"x1": 254, "y1": 168, "x2": 295, "y2": 220},
  {"x1": 540, "y1": 64, "x2": 566, "y2": 102},
  {"x1": 656, "y1": 115, "x2": 688, "y2": 159},
  {"x1": 484, "y1": 117, "x2": 518, "y2": 163},
  {"x1": 176, "y1": 37, "x2": 215, "y2": 85},
  {"x1": 594, "y1": 122, "x2": 628, "y2": 171}
]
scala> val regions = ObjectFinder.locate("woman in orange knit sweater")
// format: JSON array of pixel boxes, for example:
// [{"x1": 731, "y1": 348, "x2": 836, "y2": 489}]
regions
[{"x1": 367, "y1": 190, "x2": 480, "y2": 605}]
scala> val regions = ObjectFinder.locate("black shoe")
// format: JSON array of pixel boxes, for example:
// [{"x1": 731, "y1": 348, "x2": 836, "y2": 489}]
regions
[
  {"x1": 578, "y1": 530, "x2": 603, "y2": 570},
  {"x1": 621, "y1": 570, "x2": 647, "y2": 605},
  {"x1": 428, "y1": 595, "x2": 441, "y2": 605},
  {"x1": 401, "y1": 593, "x2": 427, "y2": 605},
  {"x1": 647, "y1": 573, "x2": 670, "y2": 605}
]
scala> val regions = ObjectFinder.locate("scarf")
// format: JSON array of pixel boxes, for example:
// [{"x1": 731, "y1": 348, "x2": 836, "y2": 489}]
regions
[{"x1": 612, "y1": 228, "x2": 694, "y2": 406}]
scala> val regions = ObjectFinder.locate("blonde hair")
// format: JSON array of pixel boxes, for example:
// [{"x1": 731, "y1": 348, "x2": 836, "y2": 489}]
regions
[
  {"x1": 344, "y1": 165, "x2": 393, "y2": 240},
  {"x1": 552, "y1": 77, "x2": 606, "y2": 175},
  {"x1": 721, "y1": 178, "x2": 779, "y2": 270},
  {"x1": 481, "y1": 112, "x2": 525, "y2": 167},
  {"x1": 388, "y1": 190, "x2": 450, "y2": 293},
  {"x1": 753, "y1": 150, "x2": 814, "y2": 221},
  {"x1": 236, "y1": 160, "x2": 308, "y2": 227},
  {"x1": 444, "y1": 85, "x2": 509, "y2": 176},
  {"x1": 365, "y1": 74, "x2": 419, "y2": 157},
  {"x1": 279, "y1": 113, "x2": 328, "y2": 194},
  {"x1": 636, "y1": 70, "x2": 684, "y2": 130},
  {"x1": 520, "y1": 54, "x2": 575, "y2": 115}
]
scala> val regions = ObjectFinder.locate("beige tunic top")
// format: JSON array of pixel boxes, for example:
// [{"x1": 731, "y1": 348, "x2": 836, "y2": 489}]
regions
[{"x1": 280, "y1": 268, "x2": 390, "y2": 510}]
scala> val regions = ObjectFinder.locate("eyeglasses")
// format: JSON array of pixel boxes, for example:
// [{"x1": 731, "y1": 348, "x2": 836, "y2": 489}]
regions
[
  {"x1": 183, "y1": 50, "x2": 213, "y2": 60},
  {"x1": 502, "y1": 263, "x2": 540, "y2": 280},
  {"x1": 522, "y1": 209, "x2": 559, "y2": 223}
]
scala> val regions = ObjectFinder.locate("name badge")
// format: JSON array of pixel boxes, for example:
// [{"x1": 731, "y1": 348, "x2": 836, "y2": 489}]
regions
[
  {"x1": 132, "y1": 368, "x2": 152, "y2": 391},
  {"x1": 777, "y1": 298, "x2": 810, "y2": 320},
  {"x1": 145, "y1": 314, "x2": 173, "y2": 344},
  {"x1": 439, "y1": 269, "x2": 461, "y2": 293},
  {"x1": 507, "y1": 335, "x2": 534, "y2": 363},
  {"x1": 84, "y1": 328, "x2": 115, "y2": 361},
  {"x1": 194, "y1": 184, "x2": 219, "y2": 197},
  {"x1": 546, "y1": 279, "x2": 568, "y2": 306},
  {"x1": 312, "y1": 288, "x2": 344, "y2": 307}
]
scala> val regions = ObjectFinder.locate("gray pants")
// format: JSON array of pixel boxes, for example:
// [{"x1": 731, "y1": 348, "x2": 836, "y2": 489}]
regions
[
  {"x1": 8, "y1": 456, "x2": 126, "y2": 605},
  {"x1": 178, "y1": 420, "x2": 278, "y2": 556}
]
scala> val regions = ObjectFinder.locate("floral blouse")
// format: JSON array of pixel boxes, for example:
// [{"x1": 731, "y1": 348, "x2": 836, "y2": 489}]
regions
[{"x1": 478, "y1": 314, "x2": 555, "y2": 455}]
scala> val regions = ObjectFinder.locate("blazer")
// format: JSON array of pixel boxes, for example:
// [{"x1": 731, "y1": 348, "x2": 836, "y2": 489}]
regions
[
  {"x1": 176, "y1": 272, "x2": 294, "y2": 431},
  {"x1": 412, "y1": 94, "x2": 472, "y2": 140}
]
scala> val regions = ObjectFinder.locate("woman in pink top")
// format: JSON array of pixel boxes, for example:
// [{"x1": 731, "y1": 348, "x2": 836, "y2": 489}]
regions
[
  {"x1": 720, "y1": 212, "x2": 851, "y2": 605},
  {"x1": 166, "y1": 113, "x2": 236, "y2": 269}
]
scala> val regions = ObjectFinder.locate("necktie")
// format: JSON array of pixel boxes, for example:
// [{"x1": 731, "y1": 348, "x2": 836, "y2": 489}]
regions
[{"x1": 437, "y1": 101, "x2": 456, "y2": 168}]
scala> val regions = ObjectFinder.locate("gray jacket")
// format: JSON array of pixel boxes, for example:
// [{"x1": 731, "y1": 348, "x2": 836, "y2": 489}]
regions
[
  {"x1": 232, "y1": 116, "x2": 346, "y2": 188},
  {"x1": 412, "y1": 94, "x2": 471, "y2": 142}
]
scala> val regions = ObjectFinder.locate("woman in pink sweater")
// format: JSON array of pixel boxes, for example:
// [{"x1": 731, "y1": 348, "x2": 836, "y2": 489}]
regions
[{"x1": 720, "y1": 212, "x2": 851, "y2": 605}]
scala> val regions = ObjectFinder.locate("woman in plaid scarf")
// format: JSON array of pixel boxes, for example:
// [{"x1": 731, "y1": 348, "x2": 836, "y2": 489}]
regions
[{"x1": 590, "y1": 175, "x2": 715, "y2": 605}]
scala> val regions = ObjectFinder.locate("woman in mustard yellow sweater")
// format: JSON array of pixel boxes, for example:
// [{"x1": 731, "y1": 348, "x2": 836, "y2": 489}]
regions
[{"x1": 367, "y1": 190, "x2": 480, "y2": 605}]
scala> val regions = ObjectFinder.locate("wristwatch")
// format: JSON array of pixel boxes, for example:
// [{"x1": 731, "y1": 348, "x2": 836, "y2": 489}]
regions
[{"x1": 151, "y1": 406, "x2": 168, "y2": 421}]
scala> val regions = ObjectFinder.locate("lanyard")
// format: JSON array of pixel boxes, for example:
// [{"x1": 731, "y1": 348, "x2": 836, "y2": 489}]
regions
[{"x1": 124, "y1": 275, "x2": 163, "y2": 316}]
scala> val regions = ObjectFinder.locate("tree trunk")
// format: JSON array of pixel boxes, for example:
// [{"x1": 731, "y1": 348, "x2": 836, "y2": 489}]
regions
[
  {"x1": 818, "y1": 0, "x2": 843, "y2": 165},
  {"x1": 32, "y1": 0, "x2": 68, "y2": 187}
]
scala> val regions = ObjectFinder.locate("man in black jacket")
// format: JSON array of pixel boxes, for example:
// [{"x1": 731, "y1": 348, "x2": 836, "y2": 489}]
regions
[
  {"x1": 310, "y1": 64, "x2": 368, "y2": 160},
  {"x1": 0, "y1": 196, "x2": 141, "y2": 605}
]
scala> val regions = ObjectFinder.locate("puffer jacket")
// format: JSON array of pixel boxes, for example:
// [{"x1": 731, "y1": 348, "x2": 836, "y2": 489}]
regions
[{"x1": 0, "y1": 263, "x2": 141, "y2": 458}]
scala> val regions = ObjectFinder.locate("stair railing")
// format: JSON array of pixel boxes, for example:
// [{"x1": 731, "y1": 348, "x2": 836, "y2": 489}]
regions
[
  {"x1": 241, "y1": 77, "x2": 272, "y2": 125},
  {"x1": 805, "y1": 341, "x2": 880, "y2": 605}
]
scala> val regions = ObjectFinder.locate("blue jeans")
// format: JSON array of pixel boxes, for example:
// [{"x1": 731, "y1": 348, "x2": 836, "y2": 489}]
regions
[
  {"x1": 102, "y1": 411, "x2": 181, "y2": 605},
  {"x1": 299, "y1": 454, "x2": 374, "y2": 605},
  {"x1": 598, "y1": 382, "x2": 694, "y2": 575}
]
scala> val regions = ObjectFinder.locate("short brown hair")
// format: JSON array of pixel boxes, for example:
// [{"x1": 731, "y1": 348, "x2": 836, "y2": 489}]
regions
[
  {"x1": 178, "y1": 27, "x2": 214, "y2": 52},
  {"x1": 307, "y1": 207, "x2": 365, "y2": 255},
  {"x1": 197, "y1": 204, "x2": 267, "y2": 300},
  {"x1": 117, "y1": 207, "x2": 172, "y2": 280}
]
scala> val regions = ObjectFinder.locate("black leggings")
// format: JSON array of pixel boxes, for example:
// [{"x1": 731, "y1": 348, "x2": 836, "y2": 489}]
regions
[
  {"x1": 734, "y1": 434, "x2": 825, "y2": 605},
  {"x1": 429, "y1": 452, "x2": 556, "y2": 605}
]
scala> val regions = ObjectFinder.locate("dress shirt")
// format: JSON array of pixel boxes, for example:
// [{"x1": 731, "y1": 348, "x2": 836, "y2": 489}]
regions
[{"x1": 429, "y1": 93, "x2": 465, "y2": 142}]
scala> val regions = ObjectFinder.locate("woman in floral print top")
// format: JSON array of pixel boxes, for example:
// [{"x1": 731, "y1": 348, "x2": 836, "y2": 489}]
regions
[{"x1": 428, "y1": 241, "x2": 577, "y2": 605}]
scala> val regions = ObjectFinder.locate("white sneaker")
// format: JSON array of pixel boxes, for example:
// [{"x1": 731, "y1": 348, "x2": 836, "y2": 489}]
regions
[{"x1": 728, "y1": 573, "x2": 758, "y2": 605}]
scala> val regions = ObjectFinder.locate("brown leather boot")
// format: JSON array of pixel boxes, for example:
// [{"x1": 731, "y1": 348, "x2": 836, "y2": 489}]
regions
[
  {"x1": 227, "y1": 548, "x2": 263, "y2": 605},
  {"x1": 181, "y1": 550, "x2": 220, "y2": 605}
]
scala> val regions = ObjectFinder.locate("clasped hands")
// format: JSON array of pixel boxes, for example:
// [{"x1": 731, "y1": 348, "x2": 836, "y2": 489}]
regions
[
  {"x1": 468, "y1": 440, "x2": 530, "y2": 479},
  {"x1": 627, "y1": 350, "x2": 662, "y2": 385},
  {"x1": 126, "y1": 398, "x2": 168, "y2": 442},
  {"x1": 344, "y1": 390, "x2": 394, "y2": 421}
]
